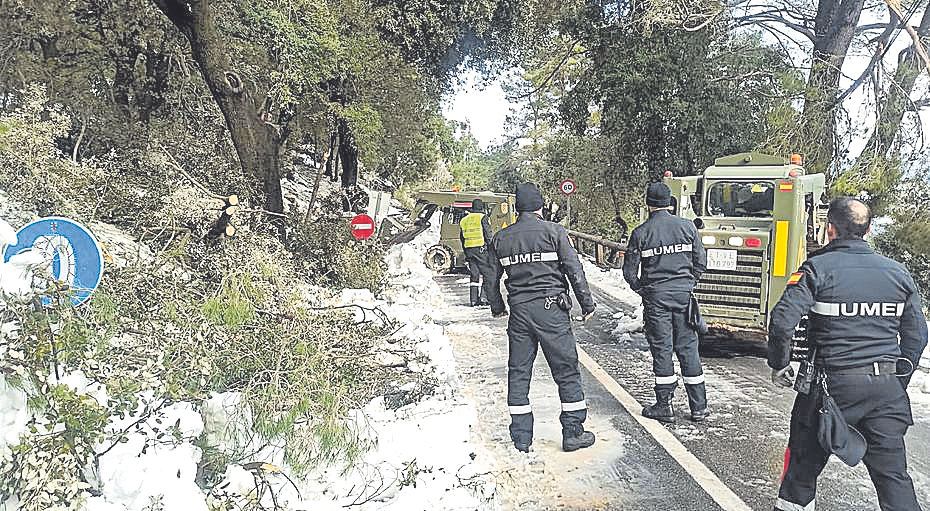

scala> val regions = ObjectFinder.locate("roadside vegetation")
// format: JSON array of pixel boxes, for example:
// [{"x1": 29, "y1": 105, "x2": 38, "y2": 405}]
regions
[{"x1": 0, "y1": 0, "x2": 928, "y2": 508}]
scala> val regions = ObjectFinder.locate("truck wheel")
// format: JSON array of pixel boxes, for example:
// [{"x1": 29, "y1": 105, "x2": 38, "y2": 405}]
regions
[{"x1": 424, "y1": 244, "x2": 454, "y2": 273}]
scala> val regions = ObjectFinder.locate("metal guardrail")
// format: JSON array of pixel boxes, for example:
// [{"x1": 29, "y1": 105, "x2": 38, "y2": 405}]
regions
[{"x1": 567, "y1": 230, "x2": 626, "y2": 269}]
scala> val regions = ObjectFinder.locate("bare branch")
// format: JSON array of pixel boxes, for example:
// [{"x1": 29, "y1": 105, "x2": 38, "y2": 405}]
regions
[
  {"x1": 509, "y1": 40, "x2": 587, "y2": 100},
  {"x1": 732, "y1": 9, "x2": 817, "y2": 41},
  {"x1": 885, "y1": 0, "x2": 930, "y2": 77},
  {"x1": 834, "y1": 9, "x2": 903, "y2": 105}
]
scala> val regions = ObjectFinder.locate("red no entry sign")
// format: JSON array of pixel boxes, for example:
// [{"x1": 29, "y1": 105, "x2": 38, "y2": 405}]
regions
[
  {"x1": 350, "y1": 213, "x2": 376, "y2": 240},
  {"x1": 559, "y1": 179, "x2": 577, "y2": 196}
]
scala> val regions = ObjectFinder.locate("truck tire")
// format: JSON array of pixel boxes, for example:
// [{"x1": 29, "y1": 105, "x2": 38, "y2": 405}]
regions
[{"x1": 424, "y1": 244, "x2": 455, "y2": 273}]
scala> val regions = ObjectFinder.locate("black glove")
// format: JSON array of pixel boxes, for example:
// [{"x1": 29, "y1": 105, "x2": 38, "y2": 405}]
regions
[
  {"x1": 581, "y1": 304, "x2": 597, "y2": 322},
  {"x1": 771, "y1": 366, "x2": 796, "y2": 388}
]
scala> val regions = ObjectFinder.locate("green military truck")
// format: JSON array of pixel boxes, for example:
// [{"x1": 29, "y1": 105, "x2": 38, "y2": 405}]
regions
[
  {"x1": 387, "y1": 190, "x2": 516, "y2": 273},
  {"x1": 663, "y1": 152, "x2": 829, "y2": 332}
]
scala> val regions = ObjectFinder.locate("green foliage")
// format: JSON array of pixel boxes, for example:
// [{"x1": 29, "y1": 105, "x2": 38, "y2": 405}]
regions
[
  {"x1": 202, "y1": 273, "x2": 260, "y2": 330},
  {"x1": 872, "y1": 171, "x2": 930, "y2": 305},
  {"x1": 875, "y1": 216, "x2": 930, "y2": 305},
  {"x1": 286, "y1": 200, "x2": 387, "y2": 292},
  {"x1": 494, "y1": 6, "x2": 798, "y2": 231},
  {"x1": 443, "y1": 122, "x2": 497, "y2": 190}
]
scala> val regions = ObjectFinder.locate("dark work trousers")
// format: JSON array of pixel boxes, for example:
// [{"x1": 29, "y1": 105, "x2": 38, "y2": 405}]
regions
[
  {"x1": 507, "y1": 297, "x2": 587, "y2": 445},
  {"x1": 463, "y1": 247, "x2": 499, "y2": 308},
  {"x1": 777, "y1": 373, "x2": 919, "y2": 511},
  {"x1": 642, "y1": 300, "x2": 707, "y2": 412}
]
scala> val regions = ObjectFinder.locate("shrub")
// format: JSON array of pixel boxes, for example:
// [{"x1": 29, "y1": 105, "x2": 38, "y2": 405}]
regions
[{"x1": 286, "y1": 194, "x2": 387, "y2": 292}]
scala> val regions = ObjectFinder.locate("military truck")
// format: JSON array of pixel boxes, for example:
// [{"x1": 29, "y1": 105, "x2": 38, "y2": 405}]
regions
[
  {"x1": 663, "y1": 152, "x2": 829, "y2": 332},
  {"x1": 386, "y1": 190, "x2": 517, "y2": 273}
]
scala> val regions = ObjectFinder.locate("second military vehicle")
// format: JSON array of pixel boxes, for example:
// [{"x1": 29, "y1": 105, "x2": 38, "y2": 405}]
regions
[
  {"x1": 386, "y1": 190, "x2": 517, "y2": 273},
  {"x1": 663, "y1": 152, "x2": 829, "y2": 332}
]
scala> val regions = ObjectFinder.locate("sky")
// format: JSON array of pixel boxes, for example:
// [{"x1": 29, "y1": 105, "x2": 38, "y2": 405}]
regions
[
  {"x1": 442, "y1": 70, "x2": 513, "y2": 149},
  {"x1": 443, "y1": 6, "x2": 930, "y2": 163}
]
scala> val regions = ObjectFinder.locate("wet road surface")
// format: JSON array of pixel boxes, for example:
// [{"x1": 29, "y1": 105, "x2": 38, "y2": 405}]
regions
[{"x1": 436, "y1": 273, "x2": 930, "y2": 510}]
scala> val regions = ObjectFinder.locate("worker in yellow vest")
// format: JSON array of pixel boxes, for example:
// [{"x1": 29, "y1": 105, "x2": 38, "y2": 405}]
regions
[{"x1": 459, "y1": 199, "x2": 505, "y2": 313}]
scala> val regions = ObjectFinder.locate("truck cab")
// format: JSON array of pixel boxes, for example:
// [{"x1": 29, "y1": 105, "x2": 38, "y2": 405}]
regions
[{"x1": 665, "y1": 152, "x2": 828, "y2": 330}]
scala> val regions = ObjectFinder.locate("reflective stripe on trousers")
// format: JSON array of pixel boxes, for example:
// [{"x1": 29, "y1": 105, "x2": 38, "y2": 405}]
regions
[{"x1": 775, "y1": 497, "x2": 815, "y2": 511}]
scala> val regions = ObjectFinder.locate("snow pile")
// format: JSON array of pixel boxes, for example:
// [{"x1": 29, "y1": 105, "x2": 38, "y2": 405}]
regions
[
  {"x1": 580, "y1": 260, "x2": 644, "y2": 337},
  {"x1": 271, "y1": 220, "x2": 495, "y2": 510},
  {"x1": 0, "y1": 377, "x2": 28, "y2": 449},
  {"x1": 0, "y1": 205, "x2": 496, "y2": 510},
  {"x1": 195, "y1": 221, "x2": 493, "y2": 510},
  {"x1": 88, "y1": 402, "x2": 207, "y2": 511}
]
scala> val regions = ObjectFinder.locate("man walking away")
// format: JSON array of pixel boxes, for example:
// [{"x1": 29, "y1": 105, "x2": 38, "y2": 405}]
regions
[
  {"x1": 489, "y1": 182, "x2": 597, "y2": 453},
  {"x1": 769, "y1": 197, "x2": 927, "y2": 511},
  {"x1": 623, "y1": 182, "x2": 708, "y2": 423},
  {"x1": 459, "y1": 198, "x2": 504, "y2": 313}
]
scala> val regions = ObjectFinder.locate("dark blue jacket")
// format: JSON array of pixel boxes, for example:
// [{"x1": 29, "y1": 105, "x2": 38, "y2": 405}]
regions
[
  {"x1": 490, "y1": 213, "x2": 595, "y2": 313},
  {"x1": 768, "y1": 239, "x2": 928, "y2": 378},
  {"x1": 622, "y1": 210, "x2": 707, "y2": 309}
]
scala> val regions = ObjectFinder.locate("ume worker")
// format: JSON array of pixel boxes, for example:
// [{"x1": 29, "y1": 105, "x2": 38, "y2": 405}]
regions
[
  {"x1": 459, "y1": 198, "x2": 505, "y2": 313},
  {"x1": 622, "y1": 182, "x2": 709, "y2": 423},
  {"x1": 489, "y1": 182, "x2": 597, "y2": 453},
  {"x1": 768, "y1": 197, "x2": 927, "y2": 511}
]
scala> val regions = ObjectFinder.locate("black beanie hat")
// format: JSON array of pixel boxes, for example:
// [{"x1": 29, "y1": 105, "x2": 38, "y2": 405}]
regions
[
  {"x1": 646, "y1": 182, "x2": 672, "y2": 208},
  {"x1": 471, "y1": 198, "x2": 485, "y2": 212},
  {"x1": 515, "y1": 183, "x2": 545, "y2": 212}
]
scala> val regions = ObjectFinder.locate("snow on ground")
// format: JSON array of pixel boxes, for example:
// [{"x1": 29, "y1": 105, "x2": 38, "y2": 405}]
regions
[
  {"x1": 443, "y1": 306, "x2": 629, "y2": 510},
  {"x1": 580, "y1": 260, "x2": 644, "y2": 338},
  {"x1": 0, "y1": 208, "x2": 499, "y2": 510}
]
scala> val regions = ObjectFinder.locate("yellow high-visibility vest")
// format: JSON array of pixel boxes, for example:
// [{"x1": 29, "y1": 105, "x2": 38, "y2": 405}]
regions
[{"x1": 460, "y1": 213, "x2": 486, "y2": 248}]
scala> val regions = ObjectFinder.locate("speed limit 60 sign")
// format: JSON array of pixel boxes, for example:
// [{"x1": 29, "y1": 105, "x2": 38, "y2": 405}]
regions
[{"x1": 559, "y1": 179, "x2": 577, "y2": 196}]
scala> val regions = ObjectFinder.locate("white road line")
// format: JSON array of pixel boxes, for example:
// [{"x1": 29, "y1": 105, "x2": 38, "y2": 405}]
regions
[{"x1": 576, "y1": 346, "x2": 754, "y2": 511}]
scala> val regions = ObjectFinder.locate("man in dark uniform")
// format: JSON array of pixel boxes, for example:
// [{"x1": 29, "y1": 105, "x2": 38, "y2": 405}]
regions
[
  {"x1": 769, "y1": 197, "x2": 927, "y2": 511},
  {"x1": 459, "y1": 198, "x2": 505, "y2": 311},
  {"x1": 489, "y1": 182, "x2": 597, "y2": 453},
  {"x1": 623, "y1": 182, "x2": 708, "y2": 423}
]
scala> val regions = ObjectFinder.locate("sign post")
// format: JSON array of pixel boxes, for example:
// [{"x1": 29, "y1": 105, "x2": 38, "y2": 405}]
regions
[
  {"x1": 349, "y1": 213, "x2": 376, "y2": 241},
  {"x1": 559, "y1": 179, "x2": 577, "y2": 227}
]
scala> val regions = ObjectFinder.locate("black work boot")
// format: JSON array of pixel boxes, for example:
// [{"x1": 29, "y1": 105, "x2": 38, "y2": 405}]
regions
[
  {"x1": 684, "y1": 382, "x2": 708, "y2": 420},
  {"x1": 469, "y1": 285, "x2": 480, "y2": 306},
  {"x1": 691, "y1": 408, "x2": 710, "y2": 422},
  {"x1": 562, "y1": 426, "x2": 596, "y2": 452},
  {"x1": 513, "y1": 441, "x2": 531, "y2": 453},
  {"x1": 642, "y1": 388, "x2": 676, "y2": 423}
]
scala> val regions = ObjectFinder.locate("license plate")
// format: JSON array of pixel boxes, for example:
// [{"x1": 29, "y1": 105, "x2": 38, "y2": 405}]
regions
[{"x1": 707, "y1": 249, "x2": 737, "y2": 271}]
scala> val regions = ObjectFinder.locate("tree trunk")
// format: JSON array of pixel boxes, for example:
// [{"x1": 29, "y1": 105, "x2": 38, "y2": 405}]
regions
[
  {"x1": 338, "y1": 117, "x2": 359, "y2": 189},
  {"x1": 861, "y1": 6, "x2": 930, "y2": 157},
  {"x1": 151, "y1": 0, "x2": 286, "y2": 238},
  {"x1": 326, "y1": 130, "x2": 339, "y2": 181},
  {"x1": 800, "y1": 0, "x2": 867, "y2": 173}
]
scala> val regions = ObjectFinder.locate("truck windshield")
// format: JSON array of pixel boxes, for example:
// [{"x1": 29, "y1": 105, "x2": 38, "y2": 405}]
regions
[{"x1": 707, "y1": 181, "x2": 775, "y2": 217}]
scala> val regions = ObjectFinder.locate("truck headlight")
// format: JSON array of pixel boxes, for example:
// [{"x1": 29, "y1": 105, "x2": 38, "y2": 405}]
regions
[{"x1": 702, "y1": 235, "x2": 716, "y2": 245}]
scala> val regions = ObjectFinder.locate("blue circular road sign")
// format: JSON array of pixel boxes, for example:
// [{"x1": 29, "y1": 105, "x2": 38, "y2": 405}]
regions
[{"x1": 3, "y1": 217, "x2": 105, "y2": 306}]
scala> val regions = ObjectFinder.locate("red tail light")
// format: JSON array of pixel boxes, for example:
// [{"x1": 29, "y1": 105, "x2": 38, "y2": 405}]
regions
[{"x1": 745, "y1": 238, "x2": 762, "y2": 248}]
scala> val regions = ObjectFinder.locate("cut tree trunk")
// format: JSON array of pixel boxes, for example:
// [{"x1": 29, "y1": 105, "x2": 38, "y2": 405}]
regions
[{"x1": 151, "y1": 0, "x2": 286, "y2": 238}]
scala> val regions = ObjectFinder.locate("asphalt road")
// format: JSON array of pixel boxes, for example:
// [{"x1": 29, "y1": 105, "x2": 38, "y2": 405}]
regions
[{"x1": 436, "y1": 272, "x2": 930, "y2": 511}]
